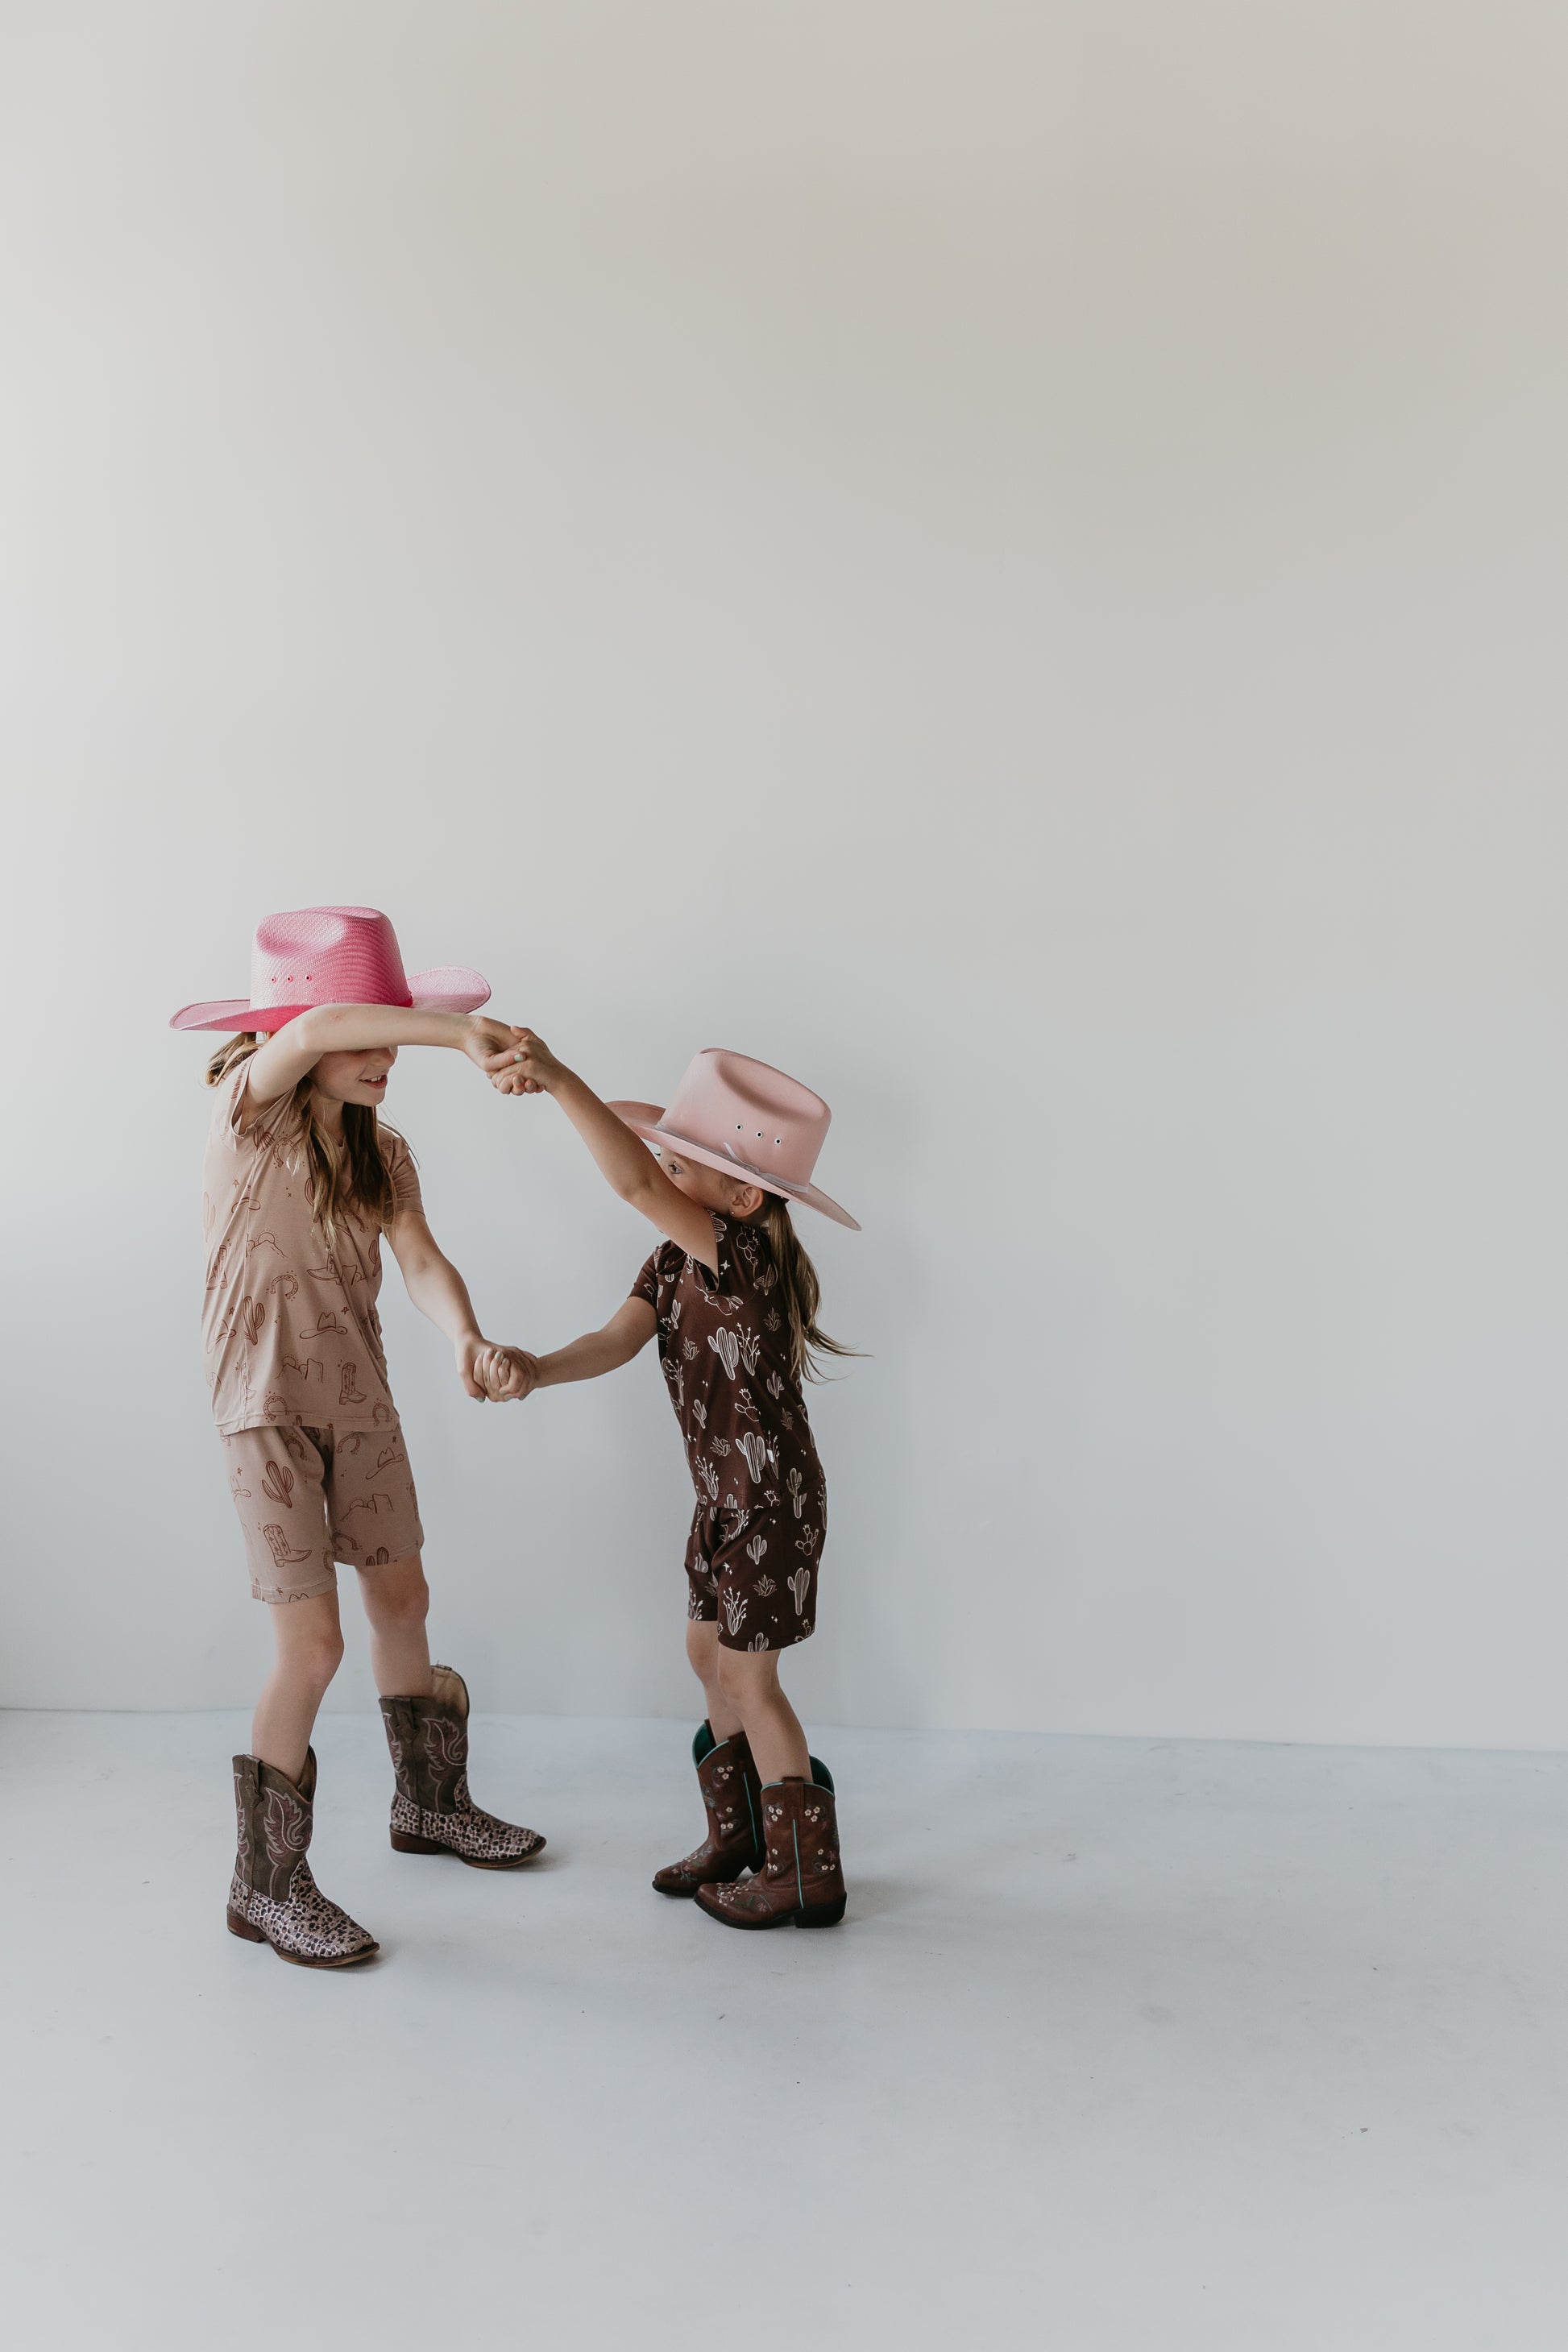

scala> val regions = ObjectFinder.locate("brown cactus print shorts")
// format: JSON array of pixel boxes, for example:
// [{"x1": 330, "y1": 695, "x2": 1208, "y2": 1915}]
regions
[
  {"x1": 220, "y1": 1420, "x2": 424, "y2": 1603},
  {"x1": 685, "y1": 1502, "x2": 824, "y2": 1653}
]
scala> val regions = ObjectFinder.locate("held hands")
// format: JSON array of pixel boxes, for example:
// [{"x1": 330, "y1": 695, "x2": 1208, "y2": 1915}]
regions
[
  {"x1": 474, "y1": 1343, "x2": 539, "y2": 1404},
  {"x1": 458, "y1": 1014, "x2": 528, "y2": 1077},
  {"x1": 481, "y1": 1027, "x2": 565, "y2": 1098},
  {"x1": 455, "y1": 1333, "x2": 537, "y2": 1403}
]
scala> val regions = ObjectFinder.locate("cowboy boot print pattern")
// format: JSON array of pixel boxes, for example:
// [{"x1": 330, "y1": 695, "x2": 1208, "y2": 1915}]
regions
[
  {"x1": 223, "y1": 1421, "x2": 423, "y2": 1597},
  {"x1": 201, "y1": 1062, "x2": 422, "y2": 1441},
  {"x1": 263, "y1": 1523, "x2": 313, "y2": 1570}
]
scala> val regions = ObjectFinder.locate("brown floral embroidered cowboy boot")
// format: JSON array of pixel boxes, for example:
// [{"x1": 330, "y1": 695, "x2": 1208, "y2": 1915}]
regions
[
  {"x1": 695, "y1": 1769, "x2": 846, "y2": 1929},
  {"x1": 652, "y1": 1722, "x2": 765, "y2": 1896},
  {"x1": 226, "y1": 1748, "x2": 380, "y2": 1968},
  {"x1": 380, "y1": 1664, "x2": 545, "y2": 1869}
]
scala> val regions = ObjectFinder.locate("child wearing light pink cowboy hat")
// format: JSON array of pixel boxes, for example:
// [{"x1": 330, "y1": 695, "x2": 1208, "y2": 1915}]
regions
[
  {"x1": 172, "y1": 906, "x2": 545, "y2": 1968},
  {"x1": 475, "y1": 1030, "x2": 859, "y2": 1930}
]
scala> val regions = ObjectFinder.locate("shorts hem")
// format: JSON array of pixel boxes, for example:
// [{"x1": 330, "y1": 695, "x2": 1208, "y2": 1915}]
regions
[
  {"x1": 716, "y1": 1624, "x2": 814, "y2": 1653},
  {"x1": 334, "y1": 1527, "x2": 425, "y2": 1570},
  {"x1": 251, "y1": 1575, "x2": 338, "y2": 1606}
]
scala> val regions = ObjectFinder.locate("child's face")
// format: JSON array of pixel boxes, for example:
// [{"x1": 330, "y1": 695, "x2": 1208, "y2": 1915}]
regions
[{"x1": 312, "y1": 1043, "x2": 398, "y2": 1110}]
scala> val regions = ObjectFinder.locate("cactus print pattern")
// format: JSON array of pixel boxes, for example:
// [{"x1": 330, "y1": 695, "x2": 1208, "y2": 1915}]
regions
[
  {"x1": 221, "y1": 1418, "x2": 423, "y2": 1603},
  {"x1": 633, "y1": 1211, "x2": 827, "y2": 1652}
]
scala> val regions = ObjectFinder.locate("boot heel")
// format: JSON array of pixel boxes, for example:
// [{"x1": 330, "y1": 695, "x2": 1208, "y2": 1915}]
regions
[
  {"x1": 794, "y1": 1896, "x2": 847, "y2": 1928},
  {"x1": 390, "y1": 1829, "x2": 448, "y2": 1856},
  {"x1": 226, "y1": 1907, "x2": 265, "y2": 1942}
]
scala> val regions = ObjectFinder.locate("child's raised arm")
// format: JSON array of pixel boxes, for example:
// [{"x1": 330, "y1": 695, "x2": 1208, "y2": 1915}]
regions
[
  {"x1": 483, "y1": 1030, "x2": 723, "y2": 1271},
  {"x1": 245, "y1": 1006, "x2": 522, "y2": 1111}
]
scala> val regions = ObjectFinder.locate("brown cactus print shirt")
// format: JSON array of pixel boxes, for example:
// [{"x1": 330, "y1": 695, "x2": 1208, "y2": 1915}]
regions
[
  {"x1": 202, "y1": 1064, "x2": 422, "y2": 1435},
  {"x1": 632, "y1": 1211, "x2": 825, "y2": 1529}
]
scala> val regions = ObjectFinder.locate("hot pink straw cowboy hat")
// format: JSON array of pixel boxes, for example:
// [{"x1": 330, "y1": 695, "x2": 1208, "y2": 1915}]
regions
[
  {"x1": 168, "y1": 906, "x2": 491, "y2": 1034},
  {"x1": 609, "y1": 1049, "x2": 860, "y2": 1231}
]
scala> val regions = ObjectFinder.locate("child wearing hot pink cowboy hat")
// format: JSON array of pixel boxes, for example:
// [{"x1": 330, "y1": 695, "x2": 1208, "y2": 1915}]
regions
[
  {"x1": 475, "y1": 1031, "x2": 859, "y2": 1931},
  {"x1": 171, "y1": 906, "x2": 545, "y2": 1968}
]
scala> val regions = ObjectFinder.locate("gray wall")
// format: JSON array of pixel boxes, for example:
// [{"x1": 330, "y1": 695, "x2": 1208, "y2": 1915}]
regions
[{"x1": 4, "y1": 2, "x2": 1566, "y2": 1743}]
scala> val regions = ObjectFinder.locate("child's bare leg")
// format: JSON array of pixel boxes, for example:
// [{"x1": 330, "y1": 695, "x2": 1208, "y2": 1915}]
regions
[
  {"x1": 355, "y1": 1553, "x2": 433, "y2": 1697},
  {"x1": 251, "y1": 1591, "x2": 345, "y2": 1780},
  {"x1": 687, "y1": 1616, "x2": 744, "y2": 1740},
  {"x1": 715, "y1": 1646, "x2": 811, "y2": 1784}
]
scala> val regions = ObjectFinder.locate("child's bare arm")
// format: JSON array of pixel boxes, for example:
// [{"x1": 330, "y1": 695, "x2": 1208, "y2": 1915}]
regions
[
  {"x1": 243, "y1": 1007, "x2": 523, "y2": 1114},
  {"x1": 491, "y1": 1288, "x2": 657, "y2": 1392},
  {"x1": 386, "y1": 1206, "x2": 506, "y2": 1400},
  {"x1": 482, "y1": 1030, "x2": 720, "y2": 1270}
]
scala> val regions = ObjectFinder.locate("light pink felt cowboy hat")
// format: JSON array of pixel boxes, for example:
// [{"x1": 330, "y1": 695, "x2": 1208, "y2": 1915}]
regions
[
  {"x1": 168, "y1": 906, "x2": 490, "y2": 1034},
  {"x1": 609, "y1": 1049, "x2": 860, "y2": 1231}
]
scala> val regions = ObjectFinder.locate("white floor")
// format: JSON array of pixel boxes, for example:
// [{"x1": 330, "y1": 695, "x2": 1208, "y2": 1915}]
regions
[{"x1": 3, "y1": 1715, "x2": 1567, "y2": 2351}]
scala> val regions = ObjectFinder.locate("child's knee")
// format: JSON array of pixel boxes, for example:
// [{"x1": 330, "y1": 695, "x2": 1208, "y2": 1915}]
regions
[
  {"x1": 686, "y1": 1617, "x2": 718, "y2": 1676},
  {"x1": 715, "y1": 1645, "x2": 774, "y2": 1707},
  {"x1": 363, "y1": 1562, "x2": 429, "y2": 1629},
  {"x1": 293, "y1": 1624, "x2": 345, "y2": 1691}
]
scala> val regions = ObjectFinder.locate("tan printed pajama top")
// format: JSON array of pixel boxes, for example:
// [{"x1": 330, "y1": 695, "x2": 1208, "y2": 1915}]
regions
[
  {"x1": 633, "y1": 1211, "x2": 827, "y2": 1652},
  {"x1": 202, "y1": 1065, "x2": 424, "y2": 1602}
]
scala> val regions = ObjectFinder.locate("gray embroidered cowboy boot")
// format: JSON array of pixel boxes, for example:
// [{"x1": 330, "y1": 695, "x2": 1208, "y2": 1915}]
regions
[
  {"x1": 380, "y1": 1664, "x2": 545, "y2": 1869},
  {"x1": 227, "y1": 1749, "x2": 380, "y2": 1968},
  {"x1": 652, "y1": 1722, "x2": 765, "y2": 1896},
  {"x1": 695, "y1": 1768, "x2": 846, "y2": 1930}
]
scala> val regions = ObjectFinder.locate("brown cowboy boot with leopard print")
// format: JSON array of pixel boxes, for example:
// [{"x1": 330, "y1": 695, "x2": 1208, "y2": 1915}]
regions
[
  {"x1": 652, "y1": 1722, "x2": 764, "y2": 1896},
  {"x1": 695, "y1": 1769, "x2": 846, "y2": 1929},
  {"x1": 227, "y1": 1748, "x2": 380, "y2": 1968},
  {"x1": 380, "y1": 1664, "x2": 545, "y2": 1869}
]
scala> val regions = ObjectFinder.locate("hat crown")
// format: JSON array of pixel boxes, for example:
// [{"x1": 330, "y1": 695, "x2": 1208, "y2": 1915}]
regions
[
  {"x1": 659, "y1": 1050, "x2": 831, "y2": 1190},
  {"x1": 248, "y1": 907, "x2": 413, "y2": 1014},
  {"x1": 168, "y1": 907, "x2": 490, "y2": 1033}
]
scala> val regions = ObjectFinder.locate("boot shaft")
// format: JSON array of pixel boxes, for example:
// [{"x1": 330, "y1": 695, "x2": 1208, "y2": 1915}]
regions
[
  {"x1": 380, "y1": 1666, "x2": 470, "y2": 1813},
  {"x1": 757, "y1": 1776, "x2": 843, "y2": 1902},
  {"x1": 231, "y1": 1749, "x2": 315, "y2": 1902},
  {"x1": 695, "y1": 1726, "x2": 763, "y2": 1866}
]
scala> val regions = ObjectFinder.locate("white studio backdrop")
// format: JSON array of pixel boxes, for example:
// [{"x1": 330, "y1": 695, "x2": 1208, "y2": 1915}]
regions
[{"x1": 2, "y1": 2, "x2": 1566, "y2": 1745}]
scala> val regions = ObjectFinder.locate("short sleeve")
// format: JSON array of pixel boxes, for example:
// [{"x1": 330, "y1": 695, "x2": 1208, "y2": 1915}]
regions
[
  {"x1": 385, "y1": 1133, "x2": 424, "y2": 1217},
  {"x1": 631, "y1": 1252, "x2": 661, "y2": 1309},
  {"x1": 213, "y1": 1060, "x2": 296, "y2": 1149}
]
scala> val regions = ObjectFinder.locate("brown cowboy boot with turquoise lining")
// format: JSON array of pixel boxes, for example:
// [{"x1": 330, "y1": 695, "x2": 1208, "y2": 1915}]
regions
[
  {"x1": 653, "y1": 1723, "x2": 765, "y2": 1896},
  {"x1": 695, "y1": 1768, "x2": 846, "y2": 1930}
]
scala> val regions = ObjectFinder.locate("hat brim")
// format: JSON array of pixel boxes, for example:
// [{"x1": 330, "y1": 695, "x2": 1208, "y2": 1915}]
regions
[
  {"x1": 608, "y1": 1100, "x2": 861, "y2": 1231},
  {"x1": 168, "y1": 965, "x2": 492, "y2": 1033}
]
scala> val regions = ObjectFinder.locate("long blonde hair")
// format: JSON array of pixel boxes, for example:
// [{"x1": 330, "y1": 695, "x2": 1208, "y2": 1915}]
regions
[
  {"x1": 205, "y1": 1034, "x2": 399, "y2": 1247},
  {"x1": 757, "y1": 1195, "x2": 857, "y2": 1384}
]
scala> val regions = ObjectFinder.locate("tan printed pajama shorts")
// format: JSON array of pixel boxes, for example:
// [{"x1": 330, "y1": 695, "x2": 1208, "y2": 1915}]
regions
[{"x1": 220, "y1": 1421, "x2": 424, "y2": 1603}]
